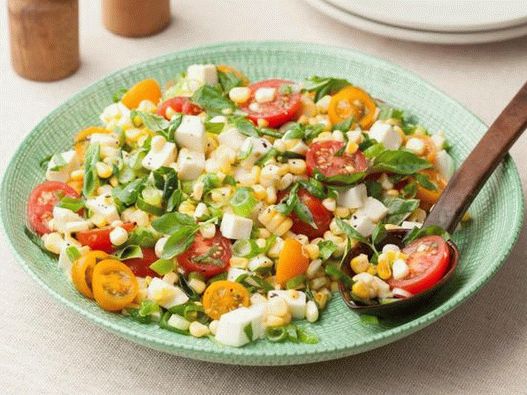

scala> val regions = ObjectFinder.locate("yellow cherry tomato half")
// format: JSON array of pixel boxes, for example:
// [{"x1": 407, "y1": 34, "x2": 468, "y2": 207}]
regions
[
  {"x1": 121, "y1": 78, "x2": 162, "y2": 109},
  {"x1": 328, "y1": 86, "x2": 377, "y2": 129},
  {"x1": 202, "y1": 280, "x2": 250, "y2": 320},
  {"x1": 91, "y1": 259, "x2": 138, "y2": 312},
  {"x1": 415, "y1": 169, "x2": 447, "y2": 211},
  {"x1": 71, "y1": 250, "x2": 108, "y2": 299}
]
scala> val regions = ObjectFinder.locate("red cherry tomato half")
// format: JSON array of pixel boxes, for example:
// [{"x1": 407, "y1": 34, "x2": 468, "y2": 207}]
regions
[
  {"x1": 27, "y1": 181, "x2": 80, "y2": 235},
  {"x1": 306, "y1": 140, "x2": 368, "y2": 178},
  {"x1": 277, "y1": 188, "x2": 332, "y2": 239},
  {"x1": 389, "y1": 235, "x2": 451, "y2": 295},
  {"x1": 177, "y1": 231, "x2": 232, "y2": 278},
  {"x1": 157, "y1": 96, "x2": 202, "y2": 119},
  {"x1": 239, "y1": 79, "x2": 301, "y2": 128},
  {"x1": 76, "y1": 223, "x2": 135, "y2": 253},
  {"x1": 124, "y1": 247, "x2": 160, "y2": 278}
]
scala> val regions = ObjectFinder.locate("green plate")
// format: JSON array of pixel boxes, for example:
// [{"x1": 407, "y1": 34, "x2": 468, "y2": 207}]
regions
[{"x1": 1, "y1": 41, "x2": 523, "y2": 365}]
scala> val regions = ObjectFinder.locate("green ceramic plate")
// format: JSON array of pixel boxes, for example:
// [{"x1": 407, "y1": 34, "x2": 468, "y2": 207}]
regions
[{"x1": 1, "y1": 42, "x2": 523, "y2": 365}]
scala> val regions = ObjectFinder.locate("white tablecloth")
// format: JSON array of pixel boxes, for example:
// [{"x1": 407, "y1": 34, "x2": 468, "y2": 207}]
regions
[{"x1": 1, "y1": 1, "x2": 526, "y2": 393}]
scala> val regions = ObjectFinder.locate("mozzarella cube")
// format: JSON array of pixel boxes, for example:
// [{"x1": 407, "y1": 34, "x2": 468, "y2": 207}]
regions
[
  {"x1": 267, "y1": 290, "x2": 307, "y2": 319},
  {"x1": 142, "y1": 137, "x2": 176, "y2": 171},
  {"x1": 355, "y1": 197, "x2": 388, "y2": 222},
  {"x1": 368, "y1": 121, "x2": 402, "y2": 150},
  {"x1": 435, "y1": 150, "x2": 455, "y2": 181},
  {"x1": 100, "y1": 102, "x2": 131, "y2": 125},
  {"x1": 176, "y1": 148, "x2": 205, "y2": 180},
  {"x1": 89, "y1": 133, "x2": 120, "y2": 148},
  {"x1": 401, "y1": 221, "x2": 423, "y2": 229},
  {"x1": 86, "y1": 194, "x2": 120, "y2": 226},
  {"x1": 175, "y1": 115, "x2": 207, "y2": 152},
  {"x1": 239, "y1": 137, "x2": 272, "y2": 168},
  {"x1": 227, "y1": 267, "x2": 249, "y2": 282},
  {"x1": 255, "y1": 87, "x2": 276, "y2": 104},
  {"x1": 220, "y1": 213, "x2": 253, "y2": 240},
  {"x1": 337, "y1": 183, "x2": 367, "y2": 209},
  {"x1": 52, "y1": 206, "x2": 87, "y2": 233},
  {"x1": 405, "y1": 137, "x2": 426, "y2": 155},
  {"x1": 392, "y1": 259, "x2": 410, "y2": 280},
  {"x1": 147, "y1": 278, "x2": 189, "y2": 309},
  {"x1": 218, "y1": 127, "x2": 247, "y2": 151},
  {"x1": 349, "y1": 215, "x2": 376, "y2": 237},
  {"x1": 215, "y1": 305, "x2": 266, "y2": 347},
  {"x1": 45, "y1": 150, "x2": 79, "y2": 183},
  {"x1": 187, "y1": 64, "x2": 218, "y2": 86}
]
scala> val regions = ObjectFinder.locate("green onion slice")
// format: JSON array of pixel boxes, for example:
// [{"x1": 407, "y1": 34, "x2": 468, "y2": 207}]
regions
[{"x1": 230, "y1": 187, "x2": 257, "y2": 217}]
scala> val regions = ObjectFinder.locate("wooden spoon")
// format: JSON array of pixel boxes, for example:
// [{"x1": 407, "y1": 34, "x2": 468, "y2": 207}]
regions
[{"x1": 339, "y1": 81, "x2": 527, "y2": 317}]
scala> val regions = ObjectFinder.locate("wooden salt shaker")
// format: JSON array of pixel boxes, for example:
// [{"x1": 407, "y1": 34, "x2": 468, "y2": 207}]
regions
[
  {"x1": 102, "y1": 0, "x2": 171, "y2": 38},
  {"x1": 8, "y1": 0, "x2": 80, "y2": 81}
]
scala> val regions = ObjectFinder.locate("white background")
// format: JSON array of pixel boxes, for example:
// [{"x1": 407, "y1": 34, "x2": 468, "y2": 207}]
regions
[{"x1": 1, "y1": 1, "x2": 526, "y2": 393}]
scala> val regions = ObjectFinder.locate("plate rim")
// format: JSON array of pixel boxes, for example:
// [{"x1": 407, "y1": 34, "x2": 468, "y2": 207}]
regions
[{"x1": 1, "y1": 40, "x2": 524, "y2": 365}]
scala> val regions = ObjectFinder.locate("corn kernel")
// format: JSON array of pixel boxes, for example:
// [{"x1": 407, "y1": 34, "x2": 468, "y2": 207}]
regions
[
  {"x1": 309, "y1": 276, "x2": 328, "y2": 291},
  {"x1": 386, "y1": 189, "x2": 399, "y2": 197},
  {"x1": 314, "y1": 290, "x2": 329, "y2": 310},
  {"x1": 200, "y1": 223, "x2": 216, "y2": 239},
  {"x1": 109, "y1": 176, "x2": 119, "y2": 187},
  {"x1": 352, "y1": 281, "x2": 371, "y2": 300},
  {"x1": 334, "y1": 207, "x2": 350, "y2": 218},
  {"x1": 42, "y1": 232, "x2": 65, "y2": 255},
  {"x1": 178, "y1": 200, "x2": 195, "y2": 216},
  {"x1": 305, "y1": 300, "x2": 319, "y2": 323},
  {"x1": 367, "y1": 265, "x2": 377, "y2": 276},
  {"x1": 345, "y1": 141, "x2": 359, "y2": 154},
  {"x1": 306, "y1": 259, "x2": 322, "y2": 278},
  {"x1": 350, "y1": 253, "x2": 369, "y2": 274},
  {"x1": 165, "y1": 107, "x2": 177, "y2": 120},
  {"x1": 189, "y1": 321, "x2": 210, "y2": 338},
  {"x1": 229, "y1": 256, "x2": 249, "y2": 269},
  {"x1": 70, "y1": 169, "x2": 84, "y2": 181},
  {"x1": 257, "y1": 118, "x2": 269, "y2": 128},
  {"x1": 287, "y1": 159, "x2": 306, "y2": 175},
  {"x1": 377, "y1": 259, "x2": 392, "y2": 280},
  {"x1": 209, "y1": 320, "x2": 219, "y2": 335},
  {"x1": 125, "y1": 128, "x2": 142, "y2": 142},
  {"x1": 95, "y1": 162, "x2": 113, "y2": 178},
  {"x1": 322, "y1": 198, "x2": 336, "y2": 212},
  {"x1": 265, "y1": 186, "x2": 277, "y2": 204},
  {"x1": 304, "y1": 244, "x2": 320, "y2": 260},
  {"x1": 229, "y1": 87, "x2": 251, "y2": 104},
  {"x1": 67, "y1": 180, "x2": 83, "y2": 194},
  {"x1": 295, "y1": 234, "x2": 309, "y2": 245},
  {"x1": 257, "y1": 228, "x2": 271, "y2": 238},
  {"x1": 188, "y1": 278, "x2": 207, "y2": 294}
]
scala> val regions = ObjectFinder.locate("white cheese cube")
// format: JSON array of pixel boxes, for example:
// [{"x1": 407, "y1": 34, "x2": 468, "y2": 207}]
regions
[
  {"x1": 45, "y1": 150, "x2": 79, "y2": 183},
  {"x1": 315, "y1": 95, "x2": 331, "y2": 113},
  {"x1": 337, "y1": 183, "x2": 367, "y2": 209},
  {"x1": 142, "y1": 137, "x2": 176, "y2": 171},
  {"x1": 431, "y1": 132, "x2": 446, "y2": 150},
  {"x1": 255, "y1": 87, "x2": 276, "y2": 104},
  {"x1": 355, "y1": 197, "x2": 388, "y2": 222},
  {"x1": 147, "y1": 278, "x2": 189, "y2": 309},
  {"x1": 217, "y1": 127, "x2": 247, "y2": 151},
  {"x1": 401, "y1": 221, "x2": 423, "y2": 229},
  {"x1": 405, "y1": 137, "x2": 426, "y2": 155},
  {"x1": 392, "y1": 259, "x2": 410, "y2": 280},
  {"x1": 89, "y1": 133, "x2": 120, "y2": 148},
  {"x1": 346, "y1": 130, "x2": 363, "y2": 144},
  {"x1": 247, "y1": 255, "x2": 273, "y2": 272},
  {"x1": 289, "y1": 140, "x2": 309, "y2": 155},
  {"x1": 349, "y1": 215, "x2": 376, "y2": 237},
  {"x1": 187, "y1": 64, "x2": 218, "y2": 86},
  {"x1": 268, "y1": 290, "x2": 307, "y2": 319},
  {"x1": 368, "y1": 121, "x2": 402, "y2": 150},
  {"x1": 239, "y1": 137, "x2": 272, "y2": 168},
  {"x1": 435, "y1": 150, "x2": 455, "y2": 181},
  {"x1": 220, "y1": 213, "x2": 253, "y2": 240},
  {"x1": 176, "y1": 148, "x2": 205, "y2": 180},
  {"x1": 86, "y1": 194, "x2": 120, "y2": 225},
  {"x1": 175, "y1": 115, "x2": 207, "y2": 152},
  {"x1": 52, "y1": 206, "x2": 87, "y2": 233},
  {"x1": 215, "y1": 305, "x2": 266, "y2": 347},
  {"x1": 209, "y1": 115, "x2": 227, "y2": 124},
  {"x1": 227, "y1": 267, "x2": 249, "y2": 282}
]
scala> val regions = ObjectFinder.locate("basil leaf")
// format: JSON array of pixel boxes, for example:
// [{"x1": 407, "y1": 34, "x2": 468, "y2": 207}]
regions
[
  {"x1": 167, "y1": 189, "x2": 183, "y2": 212},
  {"x1": 24, "y1": 227, "x2": 57, "y2": 259},
  {"x1": 294, "y1": 200, "x2": 317, "y2": 229},
  {"x1": 83, "y1": 143, "x2": 100, "y2": 197},
  {"x1": 230, "y1": 116, "x2": 260, "y2": 137},
  {"x1": 303, "y1": 76, "x2": 351, "y2": 101},
  {"x1": 218, "y1": 70, "x2": 242, "y2": 93},
  {"x1": 112, "y1": 178, "x2": 145, "y2": 206},
  {"x1": 314, "y1": 170, "x2": 366, "y2": 186},
  {"x1": 383, "y1": 197, "x2": 420, "y2": 225},
  {"x1": 372, "y1": 150, "x2": 432, "y2": 175},
  {"x1": 152, "y1": 212, "x2": 196, "y2": 234},
  {"x1": 365, "y1": 179, "x2": 383, "y2": 200},
  {"x1": 401, "y1": 181, "x2": 417, "y2": 199},
  {"x1": 275, "y1": 183, "x2": 299, "y2": 215},
  {"x1": 191, "y1": 85, "x2": 235, "y2": 115},
  {"x1": 204, "y1": 120, "x2": 225, "y2": 134},
  {"x1": 126, "y1": 227, "x2": 159, "y2": 248},
  {"x1": 243, "y1": 323, "x2": 254, "y2": 342},
  {"x1": 161, "y1": 226, "x2": 199, "y2": 259},
  {"x1": 298, "y1": 178, "x2": 326, "y2": 199},
  {"x1": 113, "y1": 87, "x2": 128, "y2": 103},
  {"x1": 39, "y1": 155, "x2": 52, "y2": 170},
  {"x1": 49, "y1": 153, "x2": 67, "y2": 171},
  {"x1": 259, "y1": 128, "x2": 283, "y2": 138},
  {"x1": 131, "y1": 110, "x2": 170, "y2": 132},
  {"x1": 149, "y1": 259, "x2": 175, "y2": 276},
  {"x1": 336, "y1": 217, "x2": 369, "y2": 244},
  {"x1": 163, "y1": 114, "x2": 183, "y2": 142},
  {"x1": 363, "y1": 143, "x2": 385, "y2": 159},
  {"x1": 137, "y1": 197, "x2": 164, "y2": 216},
  {"x1": 282, "y1": 123, "x2": 324, "y2": 142},
  {"x1": 403, "y1": 225, "x2": 451, "y2": 244},
  {"x1": 318, "y1": 240, "x2": 337, "y2": 261},
  {"x1": 377, "y1": 104, "x2": 405, "y2": 122},
  {"x1": 255, "y1": 148, "x2": 279, "y2": 166},
  {"x1": 115, "y1": 245, "x2": 143, "y2": 260},
  {"x1": 333, "y1": 117, "x2": 354, "y2": 132},
  {"x1": 415, "y1": 173, "x2": 438, "y2": 191},
  {"x1": 371, "y1": 223, "x2": 387, "y2": 247},
  {"x1": 57, "y1": 196, "x2": 85, "y2": 212}
]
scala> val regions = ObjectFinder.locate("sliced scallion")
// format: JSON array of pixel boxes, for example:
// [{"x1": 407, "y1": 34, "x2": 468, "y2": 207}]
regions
[
  {"x1": 149, "y1": 259, "x2": 174, "y2": 275},
  {"x1": 286, "y1": 274, "x2": 306, "y2": 290},
  {"x1": 265, "y1": 326, "x2": 288, "y2": 342},
  {"x1": 230, "y1": 187, "x2": 257, "y2": 217},
  {"x1": 232, "y1": 239, "x2": 261, "y2": 258}
]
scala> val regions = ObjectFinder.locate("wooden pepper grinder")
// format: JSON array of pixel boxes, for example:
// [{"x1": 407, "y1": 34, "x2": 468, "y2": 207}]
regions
[
  {"x1": 102, "y1": 0, "x2": 171, "y2": 38},
  {"x1": 8, "y1": 0, "x2": 80, "y2": 81}
]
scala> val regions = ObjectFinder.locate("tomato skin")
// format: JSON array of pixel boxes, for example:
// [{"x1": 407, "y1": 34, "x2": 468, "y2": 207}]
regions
[
  {"x1": 75, "y1": 223, "x2": 135, "y2": 253},
  {"x1": 124, "y1": 248, "x2": 159, "y2": 278},
  {"x1": 177, "y1": 232, "x2": 232, "y2": 278},
  {"x1": 157, "y1": 97, "x2": 202, "y2": 119},
  {"x1": 389, "y1": 235, "x2": 451, "y2": 295},
  {"x1": 239, "y1": 79, "x2": 301, "y2": 128},
  {"x1": 27, "y1": 181, "x2": 80, "y2": 234},
  {"x1": 278, "y1": 189, "x2": 332, "y2": 239},
  {"x1": 92, "y1": 259, "x2": 138, "y2": 312},
  {"x1": 306, "y1": 140, "x2": 368, "y2": 178}
]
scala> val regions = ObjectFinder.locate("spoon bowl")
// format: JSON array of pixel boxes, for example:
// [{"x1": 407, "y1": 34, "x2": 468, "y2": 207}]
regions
[{"x1": 338, "y1": 229, "x2": 460, "y2": 317}]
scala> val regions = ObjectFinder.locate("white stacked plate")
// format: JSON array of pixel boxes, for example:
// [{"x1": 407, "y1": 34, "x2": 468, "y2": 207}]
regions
[{"x1": 305, "y1": 0, "x2": 527, "y2": 44}]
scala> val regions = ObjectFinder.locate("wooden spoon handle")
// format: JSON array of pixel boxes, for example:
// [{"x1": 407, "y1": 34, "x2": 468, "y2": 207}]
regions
[{"x1": 424, "y1": 82, "x2": 527, "y2": 233}]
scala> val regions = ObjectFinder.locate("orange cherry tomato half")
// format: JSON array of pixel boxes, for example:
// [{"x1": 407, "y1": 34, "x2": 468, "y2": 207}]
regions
[
  {"x1": 71, "y1": 250, "x2": 108, "y2": 299},
  {"x1": 415, "y1": 169, "x2": 447, "y2": 211},
  {"x1": 328, "y1": 86, "x2": 377, "y2": 129},
  {"x1": 91, "y1": 259, "x2": 139, "y2": 312},
  {"x1": 306, "y1": 140, "x2": 368, "y2": 178},
  {"x1": 275, "y1": 238, "x2": 310, "y2": 286},
  {"x1": 389, "y1": 235, "x2": 451, "y2": 295},
  {"x1": 121, "y1": 79, "x2": 162, "y2": 109},
  {"x1": 75, "y1": 223, "x2": 135, "y2": 253},
  {"x1": 202, "y1": 280, "x2": 250, "y2": 320},
  {"x1": 27, "y1": 181, "x2": 80, "y2": 234},
  {"x1": 239, "y1": 79, "x2": 302, "y2": 128}
]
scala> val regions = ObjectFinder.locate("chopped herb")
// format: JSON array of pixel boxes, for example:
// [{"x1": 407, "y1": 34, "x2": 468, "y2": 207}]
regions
[
  {"x1": 318, "y1": 240, "x2": 337, "y2": 261},
  {"x1": 130, "y1": 110, "x2": 170, "y2": 132},
  {"x1": 303, "y1": 75, "x2": 351, "y2": 101},
  {"x1": 192, "y1": 85, "x2": 235, "y2": 115},
  {"x1": 371, "y1": 150, "x2": 432, "y2": 175}
]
